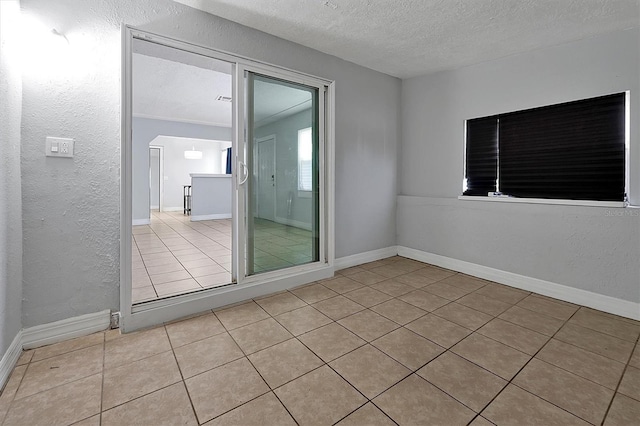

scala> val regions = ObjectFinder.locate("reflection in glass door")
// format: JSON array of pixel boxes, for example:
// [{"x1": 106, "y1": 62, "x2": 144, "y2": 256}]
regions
[{"x1": 245, "y1": 73, "x2": 320, "y2": 275}]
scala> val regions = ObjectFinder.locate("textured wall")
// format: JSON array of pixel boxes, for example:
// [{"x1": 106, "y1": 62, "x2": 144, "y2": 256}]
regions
[
  {"x1": 20, "y1": 0, "x2": 400, "y2": 327},
  {"x1": 399, "y1": 29, "x2": 640, "y2": 303},
  {"x1": 0, "y1": 0, "x2": 24, "y2": 355}
]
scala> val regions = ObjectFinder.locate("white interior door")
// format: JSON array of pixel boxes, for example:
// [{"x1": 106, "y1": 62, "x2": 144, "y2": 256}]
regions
[{"x1": 255, "y1": 136, "x2": 276, "y2": 221}]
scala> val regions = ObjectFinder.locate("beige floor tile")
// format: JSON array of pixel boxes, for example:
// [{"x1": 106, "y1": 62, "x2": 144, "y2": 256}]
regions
[
  {"x1": 370, "y1": 279, "x2": 415, "y2": 297},
  {"x1": 196, "y1": 272, "x2": 231, "y2": 287},
  {"x1": 31, "y1": 332, "x2": 103, "y2": 362},
  {"x1": 0, "y1": 365, "x2": 27, "y2": 423},
  {"x1": 336, "y1": 266, "x2": 366, "y2": 276},
  {"x1": 372, "y1": 327, "x2": 444, "y2": 370},
  {"x1": 514, "y1": 358, "x2": 613, "y2": 424},
  {"x1": 150, "y1": 269, "x2": 192, "y2": 285},
  {"x1": 321, "y1": 276, "x2": 364, "y2": 294},
  {"x1": 569, "y1": 308, "x2": 640, "y2": 342},
  {"x1": 297, "y1": 323, "x2": 366, "y2": 362},
  {"x1": 438, "y1": 274, "x2": 488, "y2": 292},
  {"x1": 187, "y1": 264, "x2": 227, "y2": 278},
  {"x1": 180, "y1": 257, "x2": 218, "y2": 269},
  {"x1": 215, "y1": 301, "x2": 270, "y2": 330},
  {"x1": 404, "y1": 314, "x2": 470, "y2": 349},
  {"x1": 498, "y1": 305, "x2": 565, "y2": 336},
  {"x1": 15, "y1": 344, "x2": 103, "y2": 400},
  {"x1": 132, "y1": 286, "x2": 158, "y2": 303},
  {"x1": 102, "y1": 351, "x2": 181, "y2": 410},
  {"x1": 248, "y1": 338, "x2": 323, "y2": 388},
  {"x1": 536, "y1": 339, "x2": 625, "y2": 389},
  {"x1": 290, "y1": 283, "x2": 338, "y2": 304},
  {"x1": 482, "y1": 384, "x2": 590, "y2": 425},
  {"x1": 417, "y1": 352, "x2": 507, "y2": 412},
  {"x1": 629, "y1": 343, "x2": 640, "y2": 368},
  {"x1": 604, "y1": 393, "x2": 640, "y2": 426},
  {"x1": 411, "y1": 265, "x2": 457, "y2": 281},
  {"x1": 186, "y1": 358, "x2": 269, "y2": 424},
  {"x1": 517, "y1": 295, "x2": 578, "y2": 321},
  {"x1": 369, "y1": 264, "x2": 415, "y2": 279},
  {"x1": 102, "y1": 382, "x2": 198, "y2": 426},
  {"x1": 274, "y1": 365, "x2": 367, "y2": 426},
  {"x1": 275, "y1": 305, "x2": 332, "y2": 336},
  {"x1": 343, "y1": 286, "x2": 393, "y2": 308},
  {"x1": 338, "y1": 309, "x2": 400, "y2": 342},
  {"x1": 348, "y1": 270, "x2": 388, "y2": 285},
  {"x1": 474, "y1": 283, "x2": 530, "y2": 305},
  {"x1": 204, "y1": 392, "x2": 296, "y2": 426},
  {"x1": 397, "y1": 289, "x2": 449, "y2": 312},
  {"x1": 146, "y1": 262, "x2": 185, "y2": 276},
  {"x1": 312, "y1": 295, "x2": 365, "y2": 320},
  {"x1": 154, "y1": 278, "x2": 202, "y2": 297},
  {"x1": 4, "y1": 374, "x2": 102, "y2": 426},
  {"x1": 229, "y1": 317, "x2": 292, "y2": 354},
  {"x1": 330, "y1": 344, "x2": 410, "y2": 398},
  {"x1": 174, "y1": 332, "x2": 244, "y2": 378},
  {"x1": 422, "y1": 281, "x2": 471, "y2": 300},
  {"x1": 618, "y1": 366, "x2": 640, "y2": 401},
  {"x1": 457, "y1": 293, "x2": 512, "y2": 316},
  {"x1": 468, "y1": 416, "x2": 494, "y2": 426},
  {"x1": 555, "y1": 323, "x2": 634, "y2": 363},
  {"x1": 254, "y1": 292, "x2": 307, "y2": 316},
  {"x1": 374, "y1": 374, "x2": 475, "y2": 425},
  {"x1": 452, "y1": 333, "x2": 531, "y2": 380},
  {"x1": 477, "y1": 318, "x2": 550, "y2": 355},
  {"x1": 104, "y1": 326, "x2": 172, "y2": 369},
  {"x1": 370, "y1": 298, "x2": 427, "y2": 325},
  {"x1": 15, "y1": 350, "x2": 33, "y2": 366},
  {"x1": 392, "y1": 271, "x2": 439, "y2": 288},
  {"x1": 336, "y1": 402, "x2": 395, "y2": 426},
  {"x1": 72, "y1": 414, "x2": 100, "y2": 426},
  {"x1": 165, "y1": 312, "x2": 226, "y2": 348},
  {"x1": 433, "y1": 302, "x2": 493, "y2": 330}
]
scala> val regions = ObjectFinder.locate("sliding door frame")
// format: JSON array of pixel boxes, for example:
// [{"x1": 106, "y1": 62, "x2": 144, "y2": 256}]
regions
[{"x1": 120, "y1": 25, "x2": 335, "y2": 332}]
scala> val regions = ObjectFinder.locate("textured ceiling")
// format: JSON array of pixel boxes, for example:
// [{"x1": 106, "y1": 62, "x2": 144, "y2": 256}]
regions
[{"x1": 174, "y1": 0, "x2": 639, "y2": 78}]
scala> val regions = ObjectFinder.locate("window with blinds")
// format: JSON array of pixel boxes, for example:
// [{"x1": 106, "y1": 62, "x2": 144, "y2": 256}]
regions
[{"x1": 463, "y1": 92, "x2": 626, "y2": 202}]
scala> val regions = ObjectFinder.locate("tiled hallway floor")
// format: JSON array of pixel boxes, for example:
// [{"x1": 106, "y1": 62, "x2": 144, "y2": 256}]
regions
[{"x1": 2, "y1": 257, "x2": 639, "y2": 425}]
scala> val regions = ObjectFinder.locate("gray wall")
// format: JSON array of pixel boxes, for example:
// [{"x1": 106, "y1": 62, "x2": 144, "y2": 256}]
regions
[
  {"x1": 255, "y1": 109, "x2": 313, "y2": 227},
  {"x1": 0, "y1": 0, "x2": 24, "y2": 355},
  {"x1": 133, "y1": 117, "x2": 232, "y2": 222},
  {"x1": 20, "y1": 0, "x2": 400, "y2": 327},
  {"x1": 399, "y1": 28, "x2": 640, "y2": 303}
]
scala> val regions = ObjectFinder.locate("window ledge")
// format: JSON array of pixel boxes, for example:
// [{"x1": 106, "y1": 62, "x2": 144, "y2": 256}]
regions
[{"x1": 457, "y1": 195, "x2": 626, "y2": 208}]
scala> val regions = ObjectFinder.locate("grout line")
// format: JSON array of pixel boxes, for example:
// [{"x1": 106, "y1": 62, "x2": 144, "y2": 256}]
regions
[{"x1": 601, "y1": 333, "x2": 640, "y2": 421}]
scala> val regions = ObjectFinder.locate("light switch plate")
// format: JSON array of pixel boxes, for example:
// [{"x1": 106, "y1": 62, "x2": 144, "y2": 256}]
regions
[{"x1": 46, "y1": 137, "x2": 74, "y2": 158}]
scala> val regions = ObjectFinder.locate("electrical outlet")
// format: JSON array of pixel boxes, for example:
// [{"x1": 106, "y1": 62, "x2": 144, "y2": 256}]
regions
[{"x1": 46, "y1": 137, "x2": 74, "y2": 158}]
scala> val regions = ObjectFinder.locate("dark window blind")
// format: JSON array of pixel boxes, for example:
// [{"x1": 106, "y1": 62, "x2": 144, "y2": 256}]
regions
[
  {"x1": 464, "y1": 116, "x2": 498, "y2": 196},
  {"x1": 464, "y1": 93, "x2": 625, "y2": 201}
]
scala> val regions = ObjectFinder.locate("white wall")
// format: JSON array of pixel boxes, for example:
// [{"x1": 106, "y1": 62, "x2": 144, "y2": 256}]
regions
[
  {"x1": 399, "y1": 28, "x2": 640, "y2": 304},
  {"x1": 149, "y1": 136, "x2": 231, "y2": 211},
  {"x1": 0, "y1": 0, "x2": 24, "y2": 356},
  {"x1": 19, "y1": 0, "x2": 400, "y2": 327}
]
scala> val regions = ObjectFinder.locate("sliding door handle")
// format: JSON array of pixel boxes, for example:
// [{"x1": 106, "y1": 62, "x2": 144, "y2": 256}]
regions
[{"x1": 238, "y1": 161, "x2": 249, "y2": 185}]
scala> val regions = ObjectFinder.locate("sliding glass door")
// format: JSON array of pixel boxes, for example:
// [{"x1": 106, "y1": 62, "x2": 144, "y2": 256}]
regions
[{"x1": 243, "y1": 72, "x2": 321, "y2": 276}]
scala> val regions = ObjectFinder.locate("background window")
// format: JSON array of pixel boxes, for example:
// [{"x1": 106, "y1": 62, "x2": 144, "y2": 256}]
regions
[
  {"x1": 464, "y1": 93, "x2": 626, "y2": 202},
  {"x1": 298, "y1": 127, "x2": 312, "y2": 191}
]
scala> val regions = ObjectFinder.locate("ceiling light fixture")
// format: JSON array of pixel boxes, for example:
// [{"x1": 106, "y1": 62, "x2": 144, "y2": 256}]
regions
[{"x1": 184, "y1": 146, "x2": 202, "y2": 160}]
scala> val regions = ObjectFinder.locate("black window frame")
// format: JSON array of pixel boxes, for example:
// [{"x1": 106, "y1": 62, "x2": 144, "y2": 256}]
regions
[{"x1": 463, "y1": 92, "x2": 627, "y2": 203}]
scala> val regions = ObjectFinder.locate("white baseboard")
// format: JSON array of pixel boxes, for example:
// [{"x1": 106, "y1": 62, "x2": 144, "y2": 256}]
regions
[
  {"x1": 132, "y1": 219, "x2": 150, "y2": 226},
  {"x1": 191, "y1": 213, "x2": 232, "y2": 221},
  {"x1": 398, "y1": 246, "x2": 640, "y2": 321},
  {"x1": 22, "y1": 310, "x2": 112, "y2": 350},
  {"x1": 0, "y1": 330, "x2": 23, "y2": 391},
  {"x1": 274, "y1": 216, "x2": 312, "y2": 231},
  {"x1": 335, "y1": 246, "x2": 399, "y2": 270}
]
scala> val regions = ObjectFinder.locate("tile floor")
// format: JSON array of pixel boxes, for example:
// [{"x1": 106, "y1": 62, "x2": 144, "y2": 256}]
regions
[
  {"x1": 2, "y1": 256, "x2": 639, "y2": 425},
  {"x1": 132, "y1": 212, "x2": 314, "y2": 303}
]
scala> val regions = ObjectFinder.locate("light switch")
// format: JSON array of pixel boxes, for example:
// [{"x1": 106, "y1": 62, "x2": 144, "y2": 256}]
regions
[{"x1": 46, "y1": 137, "x2": 74, "y2": 158}]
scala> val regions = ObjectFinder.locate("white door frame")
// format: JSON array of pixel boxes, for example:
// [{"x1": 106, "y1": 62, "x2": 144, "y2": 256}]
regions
[
  {"x1": 120, "y1": 25, "x2": 335, "y2": 332},
  {"x1": 149, "y1": 145, "x2": 164, "y2": 212},
  {"x1": 255, "y1": 134, "x2": 277, "y2": 221}
]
